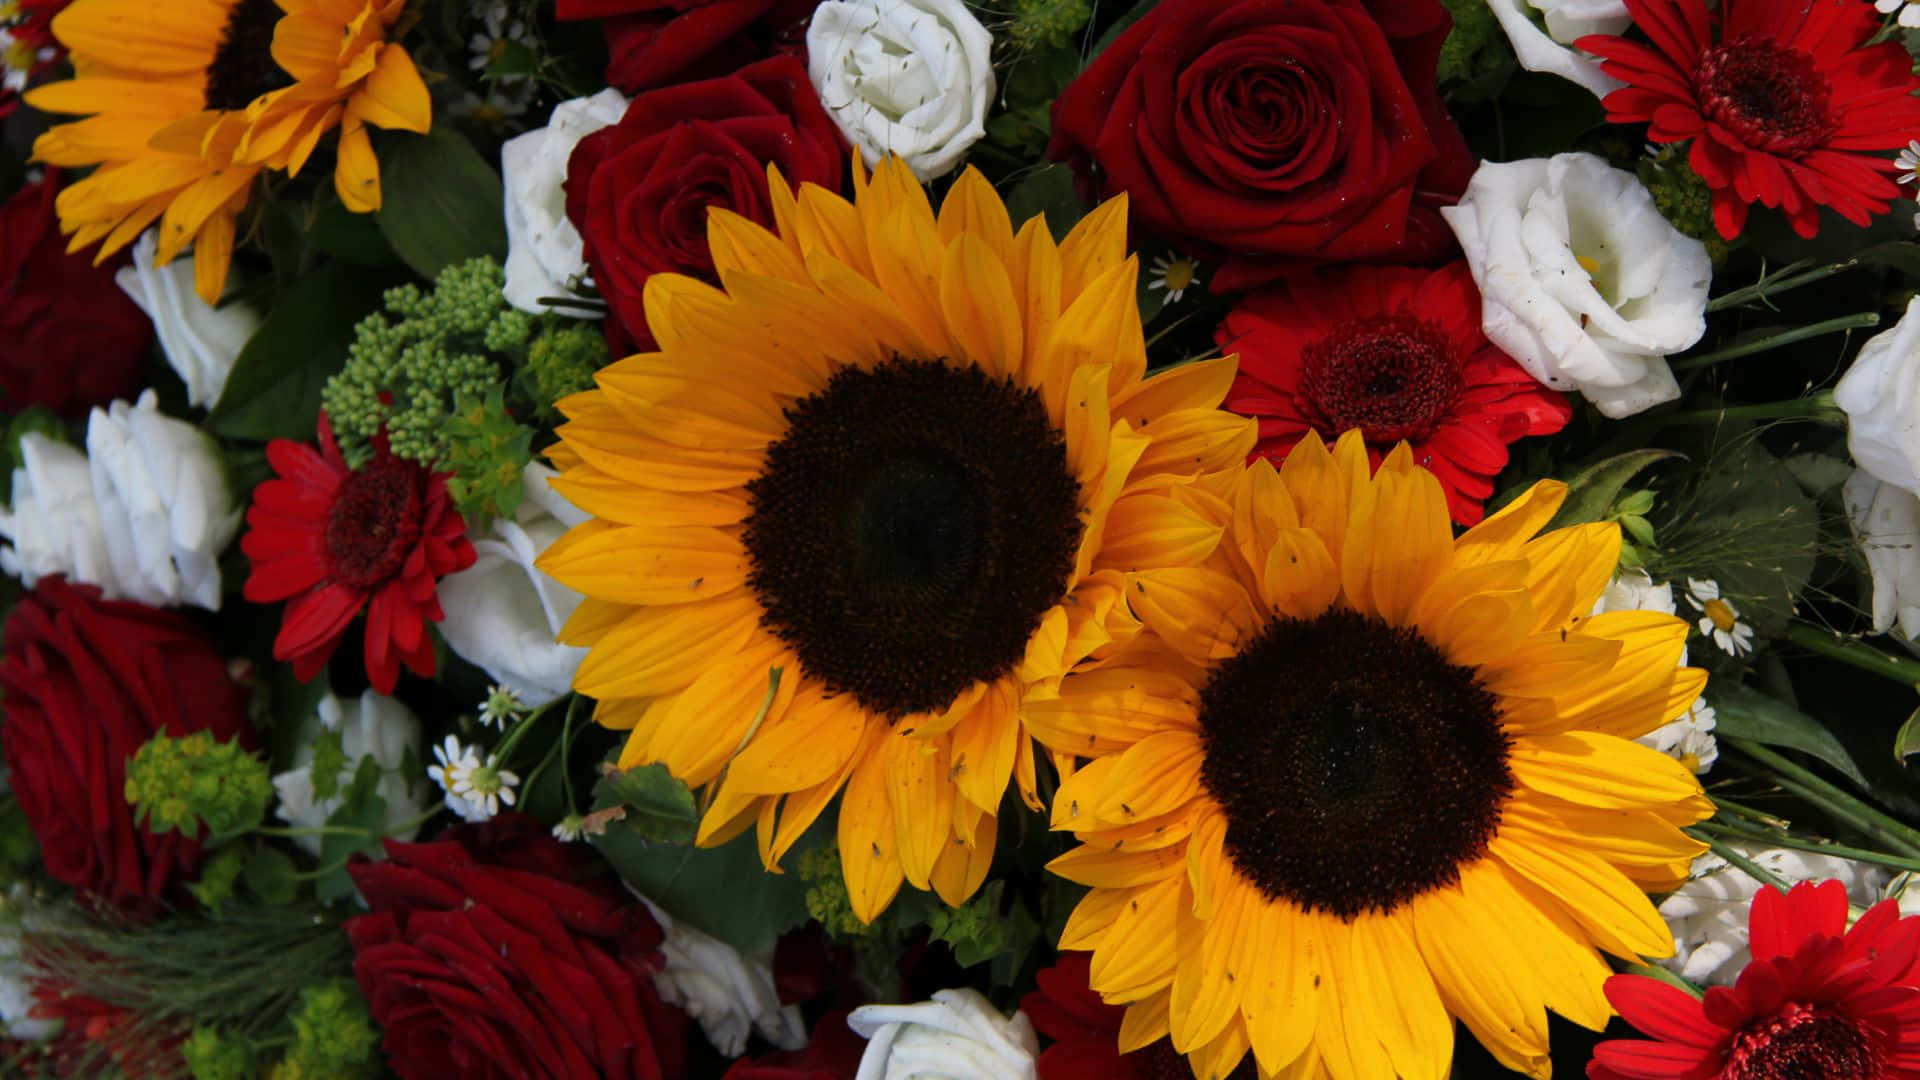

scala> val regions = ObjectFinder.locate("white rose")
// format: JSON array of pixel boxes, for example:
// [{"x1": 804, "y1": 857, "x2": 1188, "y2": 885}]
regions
[
  {"x1": 85, "y1": 391, "x2": 240, "y2": 610},
  {"x1": 636, "y1": 896, "x2": 806, "y2": 1058},
  {"x1": 0, "y1": 434, "x2": 110, "y2": 590},
  {"x1": 113, "y1": 230, "x2": 261, "y2": 409},
  {"x1": 849, "y1": 988, "x2": 1039, "y2": 1080},
  {"x1": 807, "y1": 0, "x2": 994, "y2": 182},
  {"x1": 1658, "y1": 847, "x2": 1886, "y2": 986},
  {"x1": 436, "y1": 464, "x2": 591, "y2": 706},
  {"x1": 1836, "y1": 297, "x2": 1920, "y2": 495},
  {"x1": 1844, "y1": 467, "x2": 1920, "y2": 639},
  {"x1": 1442, "y1": 153, "x2": 1712, "y2": 419},
  {"x1": 501, "y1": 88, "x2": 628, "y2": 316},
  {"x1": 1485, "y1": 0, "x2": 1629, "y2": 101},
  {"x1": 272, "y1": 690, "x2": 429, "y2": 858}
]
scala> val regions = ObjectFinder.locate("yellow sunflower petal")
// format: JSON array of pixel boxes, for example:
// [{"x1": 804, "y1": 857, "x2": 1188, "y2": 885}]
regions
[
  {"x1": 839, "y1": 754, "x2": 905, "y2": 924},
  {"x1": 1090, "y1": 875, "x2": 1184, "y2": 1001}
]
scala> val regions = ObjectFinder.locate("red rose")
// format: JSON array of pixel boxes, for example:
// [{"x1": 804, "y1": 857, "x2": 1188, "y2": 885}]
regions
[
  {"x1": 557, "y1": 0, "x2": 817, "y2": 94},
  {"x1": 565, "y1": 54, "x2": 846, "y2": 354},
  {"x1": 1048, "y1": 0, "x2": 1477, "y2": 293},
  {"x1": 345, "y1": 814, "x2": 690, "y2": 1080},
  {"x1": 0, "y1": 171, "x2": 151, "y2": 416},
  {"x1": 721, "y1": 1011, "x2": 865, "y2": 1080},
  {"x1": 0, "y1": 577, "x2": 252, "y2": 910}
]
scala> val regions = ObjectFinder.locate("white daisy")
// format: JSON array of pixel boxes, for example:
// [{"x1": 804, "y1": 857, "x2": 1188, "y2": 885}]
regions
[
  {"x1": 1877, "y1": 0, "x2": 1920, "y2": 29},
  {"x1": 551, "y1": 813, "x2": 586, "y2": 843},
  {"x1": 1898, "y1": 140, "x2": 1920, "y2": 187},
  {"x1": 479, "y1": 684, "x2": 525, "y2": 729},
  {"x1": 426, "y1": 735, "x2": 480, "y2": 799},
  {"x1": 1146, "y1": 254, "x2": 1202, "y2": 304},
  {"x1": 468, "y1": 1, "x2": 531, "y2": 76},
  {"x1": 1685, "y1": 577, "x2": 1755, "y2": 657},
  {"x1": 450, "y1": 756, "x2": 521, "y2": 822}
]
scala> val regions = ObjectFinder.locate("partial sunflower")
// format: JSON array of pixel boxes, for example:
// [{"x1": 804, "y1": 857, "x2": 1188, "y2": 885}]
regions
[
  {"x1": 537, "y1": 157, "x2": 1255, "y2": 923},
  {"x1": 1031, "y1": 429, "x2": 1713, "y2": 1080},
  {"x1": 26, "y1": 0, "x2": 428, "y2": 304}
]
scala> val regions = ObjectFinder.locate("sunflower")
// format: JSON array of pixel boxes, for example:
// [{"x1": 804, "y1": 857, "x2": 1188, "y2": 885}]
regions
[
  {"x1": 1031, "y1": 429, "x2": 1713, "y2": 1080},
  {"x1": 537, "y1": 157, "x2": 1255, "y2": 922},
  {"x1": 26, "y1": 0, "x2": 428, "y2": 304}
]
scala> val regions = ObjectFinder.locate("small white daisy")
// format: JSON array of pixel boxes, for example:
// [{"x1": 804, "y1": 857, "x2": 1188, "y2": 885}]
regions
[
  {"x1": 479, "y1": 684, "x2": 525, "y2": 729},
  {"x1": 1898, "y1": 140, "x2": 1920, "y2": 187},
  {"x1": 468, "y1": 1, "x2": 531, "y2": 76},
  {"x1": 1146, "y1": 254, "x2": 1202, "y2": 304},
  {"x1": 1877, "y1": 0, "x2": 1920, "y2": 29},
  {"x1": 426, "y1": 735, "x2": 480, "y2": 799},
  {"x1": 551, "y1": 813, "x2": 586, "y2": 843},
  {"x1": 450, "y1": 756, "x2": 521, "y2": 822},
  {"x1": 1685, "y1": 578, "x2": 1755, "y2": 657}
]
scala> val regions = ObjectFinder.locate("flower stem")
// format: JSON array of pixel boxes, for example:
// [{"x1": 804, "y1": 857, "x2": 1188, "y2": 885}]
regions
[
  {"x1": 1786, "y1": 622, "x2": 1920, "y2": 685},
  {"x1": 1671, "y1": 312, "x2": 1881, "y2": 371},
  {"x1": 1623, "y1": 962, "x2": 1704, "y2": 998},
  {"x1": 1697, "y1": 819, "x2": 1920, "y2": 874},
  {"x1": 1685, "y1": 826, "x2": 1790, "y2": 890},
  {"x1": 1656, "y1": 391, "x2": 1843, "y2": 426},
  {"x1": 1707, "y1": 795, "x2": 1792, "y2": 830},
  {"x1": 1724, "y1": 737, "x2": 1920, "y2": 859},
  {"x1": 1706, "y1": 257, "x2": 1856, "y2": 313}
]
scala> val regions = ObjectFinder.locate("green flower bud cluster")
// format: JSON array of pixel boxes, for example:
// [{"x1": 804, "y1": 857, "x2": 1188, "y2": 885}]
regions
[
  {"x1": 1437, "y1": 0, "x2": 1511, "y2": 102},
  {"x1": 797, "y1": 844, "x2": 869, "y2": 939},
  {"x1": 183, "y1": 1027, "x2": 253, "y2": 1080},
  {"x1": 124, "y1": 732, "x2": 272, "y2": 838},
  {"x1": 443, "y1": 386, "x2": 535, "y2": 527},
  {"x1": 521, "y1": 322, "x2": 608, "y2": 422},
  {"x1": 1007, "y1": 0, "x2": 1090, "y2": 52},
  {"x1": 1637, "y1": 146, "x2": 1730, "y2": 265},
  {"x1": 275, "y1": 982, "x2": 378, "y2": 1079}
]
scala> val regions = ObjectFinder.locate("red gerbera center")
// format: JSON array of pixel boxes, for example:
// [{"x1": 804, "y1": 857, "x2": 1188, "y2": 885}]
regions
[
  {"x1": 1297, "y1": 313, "x2": 1461, "y2": 444},
  {"x1": 323, "y1": 456, "x2": 425, "y2": 587},
  {"x1": 1725, "y1": 1001, "x2": 1884, "y2": 1080},
  {"x1": 1696, "y1": 36, "x2": 1833, "y2": 157}
]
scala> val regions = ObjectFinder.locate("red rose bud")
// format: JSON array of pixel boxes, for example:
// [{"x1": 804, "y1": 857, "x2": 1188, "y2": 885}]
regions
[
  {"x1": 563, "y1": 54, "x2": 847, "y2": 355},
  {"x1": 0, "y1": 577, "x2": 253, "y2": 911},
  {"x1": 1048, "y1": 0, "x2": 1477, "y2": 293}
]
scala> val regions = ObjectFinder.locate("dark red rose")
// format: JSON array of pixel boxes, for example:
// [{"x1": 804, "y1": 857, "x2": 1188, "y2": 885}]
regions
[
  {"x1": 721, "y1": 1010, "x2": 865, "y2": 1080},
  {"x1": 0, "y1": 577, "x2": 252, "y2": 911},
  {"x1": 566, "y1": 54, "x2": 846, "y2": 355},
  {"x1": 557, "y1": 0, "x2": 817, "y2": 93},
  {"x1": 1022, "y1": 952, "x2": 1255, "y2": 1080},
  {"x1": 1048, "y1": 0, "x2": 1477, "y2": 293},
  {"x1": 0, "y1": 171, "x2": 151, "y2": 416},
  {"x1": 345, "y1": 814, "x2": 690, "y2": 1080}
]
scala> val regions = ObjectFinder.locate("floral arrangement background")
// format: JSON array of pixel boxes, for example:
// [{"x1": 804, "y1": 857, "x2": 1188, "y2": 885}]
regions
[{"x1": 2, "y1": 0, "x2": 1920, "y2": 1076}]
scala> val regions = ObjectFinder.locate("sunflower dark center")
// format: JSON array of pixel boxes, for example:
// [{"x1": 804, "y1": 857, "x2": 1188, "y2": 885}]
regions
[
  {"x1": 1697, "y1": 36, "x2": 1834, "y2": 157},
  {"x1": 1137, "y1": 1038, "x2": 1257, "y2": 1080},
  {"x1": 1725, "y1": 1002, "x2": 1884, "y2": 1080},
  {"x1": 204, "y1": 0, "x2": 296, "y2": 112},
  {"x1": 1196, "y1": 608, "x2": 1512, "y2": 919},
  {"x1": 743, "y1": 357, "x2": 1083, "y2": 718},
  {"x1": 1297, "y1": 314, "x2": 1461, "y2": 444},
  {"x1": 324, "y1": 456, "x2": 425, "y2": 589}
]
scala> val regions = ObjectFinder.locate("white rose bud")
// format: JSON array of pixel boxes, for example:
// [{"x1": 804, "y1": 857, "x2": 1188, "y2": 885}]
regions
[
  {"x1": 1836, "y1": 297, "x2": 1920, "y2": 496},
  {"x1": 1844, "y1": 467, "x2": 1920, "y2": 640},
  {"x1": 1442, "y1": 153, "x2": 1712, "y2": 419},
  {"x1": 849, "y1": 988, "x2": 1039, "y2": 1080},
  {"x1": 0, "y1": 434, "x2": 111, "y2": 591},
  {"x1": 114, "y1": 230, "x2": 261, "y2": 409},
  {"x1": 807, "y1": 0, "x2": 995, "y2": 182},
  {"x1": 1658, "y1": 847, "x2": 1887, "y2": 986},
  {"x1": 85, "y1": 390, "x2": 241, "y2": 610},
  {"x1": 273, "y1": 691, "x2": 429, "y2": 859},
  {"x1": 501, "y1": 88, "x2": 628, "y2": 316},
  {"x1": 637, "y1": 896, "x2": 806, "y2": 1058},
  {"x1": 1485, "y1": 0, "x2": 1629, "y2": 100},
  {"x1": 435, "y1": 464, "x2": 591, "y2": 706}
]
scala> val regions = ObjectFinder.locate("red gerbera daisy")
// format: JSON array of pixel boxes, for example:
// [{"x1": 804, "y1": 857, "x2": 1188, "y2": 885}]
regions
[
  {"x1": 1021, "y1": 952, "x2": 1254, "y2": 1080},
  {"x1": 1579, "y1": 0, "x2": 1920, "y2": 240},
  {"x1": 240, "y1": 414, "x2": 475, "y2": 694},
  {"x1": 1217, "y1": 262, "x2": 1572, "y2": 525},
  {"x1": 1590, "y1": 879, "x2": 1920, "y2": 1079}
]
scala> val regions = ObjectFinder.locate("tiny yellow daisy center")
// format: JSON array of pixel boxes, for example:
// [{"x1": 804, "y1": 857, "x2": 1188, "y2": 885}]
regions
[
  {"x1": 1704, "y1": 597, "x2": 1738, "y2": 632},
  {"x1": 3, "y1": 40, "x2": 30, "y2": 71},
  {"x1": 487, "y1": 37, "x2": 509, "y2": 64},
  {"x1": 1162, "y1": 258, "x2": 1197, "y2": 291}
]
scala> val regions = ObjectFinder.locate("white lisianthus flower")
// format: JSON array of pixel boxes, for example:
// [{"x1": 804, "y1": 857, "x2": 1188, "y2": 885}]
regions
[
  {"x1": 0, "y1": 434, "x2": 111, "y2": 590},
  {"x1": 1484, "y1": 0, "x2": 1629, "y2": 100},
  {"x1": 113, "y1": 230, "x2": 261, "y2": 409},
  {"x1": 849, "y1": 989, "x2": 1039, "y2": 1080},
  {"x1": 501, "y1": 88, "x2": 628, "y2": 315},
  {"x1": 1442, "y1": 153, "x2": 1712, "y2": 418},
  {"x1": 635, "y1": 895, "x2": 806, "y2": 1058},
  {"x1": 272, "y1": 691, "x2": 429, "y2": 858},
  {"x1": 436, "y1": 464, "x2": 591, "y2": 706},
  {"x1": 1844, "y1": 468, "x2": 1920, "y2": 639},
  {"x1": 807, "y1": 0, "x2": 995, "y2": 182},
  {"x1": 1836, "y1": 297, "x2": 1920, "y2": 495},
  {"x1": 1658, "y1": 847, "x2": 1887, "y2": 986},
  {"x1": 85, "y1": 391, "x2": 240, "y2": 610}
]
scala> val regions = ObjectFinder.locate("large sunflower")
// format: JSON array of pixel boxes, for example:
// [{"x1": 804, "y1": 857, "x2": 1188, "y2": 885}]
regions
[
  {"x1": 537, "y1": 158, "x2": 1255, "y2": 922},
  {"x1": 1032, "y1": 430, "x2": 1712, "y2": 1080},
  {"x1": 27, "y1": 0, "x2": 427, "y2": 304}
]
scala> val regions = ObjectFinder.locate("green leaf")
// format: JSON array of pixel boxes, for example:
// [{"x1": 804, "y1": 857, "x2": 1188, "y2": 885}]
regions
[
  {"x1": 1085, "y1": 0, "x2": 1156, "y2": 64},
  {"x1": 375, "y1": 127, "x2": 508, "y2": 282},
  {"x1": 309, "y1": 198, "x2": 399, "y2": 267},
  {"x1": 207, "y1": 264, "x2": 395, "y2": 441},
  {"x1": 1781, "y1": 453, "x2": 1853, "y2": 500},
  {"x1": 244, "y1": 845, "x2": 300, "y2": 907},
  {"x1": 592, "y1": 762, "x2": 699, "y2": 844},
  {"x1": 1895, "y1": 703, "x2": 1920, "y2": 763},
  {"x1": 1003, "y1": 163, "x2": 1084, "y2": 242},
  {"x1": 592, "y1": 818, "x2": 812, "y2": 955},
  {"x1": 1712, "y1": 682, "x2": 1871, "y2": 789},
  {"x1": 1548, "y1": 450, "x2": 1683, "y2": 529},
  {"x1": 315, "y1": 757, "x2": 389, "y2": 904}
]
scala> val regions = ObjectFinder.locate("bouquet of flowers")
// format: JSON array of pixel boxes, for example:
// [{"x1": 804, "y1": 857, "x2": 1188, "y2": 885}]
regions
[{"x1": 7, "y1": 0, "x2": 1920, "y2": 1076}]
